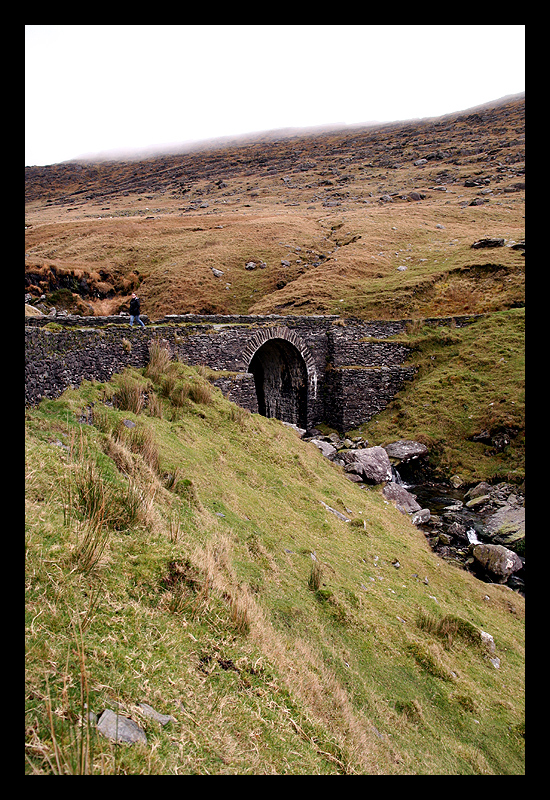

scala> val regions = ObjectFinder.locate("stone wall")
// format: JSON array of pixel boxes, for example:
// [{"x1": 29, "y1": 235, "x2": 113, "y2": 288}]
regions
[{"x1": 25, "y1": 312, "x2": 483, "y2": 432}]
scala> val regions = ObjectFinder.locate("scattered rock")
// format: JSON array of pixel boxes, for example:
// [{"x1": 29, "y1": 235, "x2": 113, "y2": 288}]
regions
[
  {"x1": 211, "y1": 268, "x2": 224, "y2": 278},
  {"x1": 383, "y1": 440, "x2": 428, "y2": 464},
  {"x1": 465, "y1": 494, "x2": 491, "y2": 509},
  {"x1": 471, "y1": 237, "x2": 505, "y2": 249},
  {"x1": 464, "y1": 481, "x2": 492, "y2": 500},
  {"x1": 96, "y1": 709, "x2": 147, "y2": 745},
  {"x1": 310, "y1": 439, "x2": 338, "y2": 459},
  {"x1": 484, "y1": 505, "x2": 525, "y2": 550},
  {"x1": 480, "y1": 630, "x2": 496, "y2": 654},
  {"x1": 320, "y1": 500, "x2": 351, "y2": 522},
  {"x1": 411, "y1": 509, "x2": 431, "y2": 525},
  {"x1": 138, "y1": 703, "x2": 177, "y2": 726}
]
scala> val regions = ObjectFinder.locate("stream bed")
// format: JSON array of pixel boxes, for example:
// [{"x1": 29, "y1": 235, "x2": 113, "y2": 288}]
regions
[{"x1": 403, "y1": 480, "x2": 525, "y2": 595}]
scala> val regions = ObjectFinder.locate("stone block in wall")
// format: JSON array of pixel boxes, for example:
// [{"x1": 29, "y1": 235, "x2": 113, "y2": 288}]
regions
[
  {"x1": 324, "y1": 365, "x2": 417, "y2": 432},
  {"x1": 212, "y1": 373, "x2": 258, "y2": 414}
]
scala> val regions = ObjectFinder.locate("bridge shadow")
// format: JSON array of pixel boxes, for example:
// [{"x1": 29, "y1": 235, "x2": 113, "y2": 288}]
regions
[{"x1": 249, "y1": 338, "x2": 308, "y2": 429}]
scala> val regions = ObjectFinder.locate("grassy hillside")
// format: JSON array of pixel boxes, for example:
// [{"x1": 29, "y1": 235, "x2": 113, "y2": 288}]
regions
[
  {"x1": 25, "y1": 348, "x2": 525, "y2": 774},
  {"x1": 356, "y1": 308, "x2": 525, "y2": 483},
  {"x1": 25, "y1": 95, "x2": 524, "y2": 321}
]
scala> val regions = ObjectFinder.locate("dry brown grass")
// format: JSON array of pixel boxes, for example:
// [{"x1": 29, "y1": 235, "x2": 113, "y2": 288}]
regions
[{"x1": 25, "y1": 96, "x2": 524, "y2": 321}]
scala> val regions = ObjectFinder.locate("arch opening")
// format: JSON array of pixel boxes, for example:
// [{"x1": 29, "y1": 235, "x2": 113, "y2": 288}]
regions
[{"x1": 248, "y1": 338, "x2": 308, "y2": 428}]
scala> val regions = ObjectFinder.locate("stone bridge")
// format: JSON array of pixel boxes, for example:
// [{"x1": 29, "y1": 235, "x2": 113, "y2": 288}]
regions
[{"x1": 25, "y1": 312, "x2": 482, "y2": 432}]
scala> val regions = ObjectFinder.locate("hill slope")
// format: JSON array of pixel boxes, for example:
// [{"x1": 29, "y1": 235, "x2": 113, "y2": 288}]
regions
[
  {"x1": 25, "y1": 95, "x2": 524, "y2": 321},
  {"x1": 25, "y1": 356, "x2": 525, "y2": 774}
]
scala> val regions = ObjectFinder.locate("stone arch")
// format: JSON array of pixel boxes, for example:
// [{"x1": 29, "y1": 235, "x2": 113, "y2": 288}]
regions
[{"x1": 242, "y1": 327, "x2": 317, "y2": 428}]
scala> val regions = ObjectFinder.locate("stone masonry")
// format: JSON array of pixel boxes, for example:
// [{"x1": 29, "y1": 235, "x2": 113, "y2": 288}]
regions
[{"x1": 25, "y1": 313, "x2": 483, "y2": 432}]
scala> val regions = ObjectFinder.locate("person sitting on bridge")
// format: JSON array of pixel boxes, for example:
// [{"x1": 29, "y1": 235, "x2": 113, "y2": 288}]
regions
[{"x1": 129, "y1": 293, "x2": 145, "y2": 328}]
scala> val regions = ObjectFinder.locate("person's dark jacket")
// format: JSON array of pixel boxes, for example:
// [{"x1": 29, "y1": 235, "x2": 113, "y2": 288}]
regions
[{"x1": 129, "y1": 297, "x2": 140, "y2": 316}]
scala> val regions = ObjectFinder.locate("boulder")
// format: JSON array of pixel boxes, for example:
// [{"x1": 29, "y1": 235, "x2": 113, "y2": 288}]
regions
[
  {"x1": 471, "y1": 543, "x2": 523, "y2": 583},
  {"x1": 484, "y1": 505, "x2": 525, "y2": 551},
  {"x1": 465, "y1": 481, "x2": 492, "y2": 500},
  {"x1": 411, "y1": 508, "x2": 431, "y2": 525},
  {"x1": 343, "y1": 446, "x2": 393, "y2": 484},
  {"x1": 383, "y1": 440, "x2": 428, "y2": 464},
  {"x1": 310, "y1": 439, "x2": 337, "y2": 459},
  {"x1": 471, "y1": 238, "x2": 505, "y2": 248},
  {"x1": 382, "y1": 482, "x2": 421, "y2": 514}
]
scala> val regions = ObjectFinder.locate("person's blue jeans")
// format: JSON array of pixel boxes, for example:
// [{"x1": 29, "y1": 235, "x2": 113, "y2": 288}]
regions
[{"x1": 130, "y1": 315, "x2": 145, "y2": 328}]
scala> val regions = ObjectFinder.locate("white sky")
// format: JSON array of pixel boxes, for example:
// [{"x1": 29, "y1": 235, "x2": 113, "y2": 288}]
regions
[{"x1": 25, "y1": 24, "x2": 525, "y2": 167}]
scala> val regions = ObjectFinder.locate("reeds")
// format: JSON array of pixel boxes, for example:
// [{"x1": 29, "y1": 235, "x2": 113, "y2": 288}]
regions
[
  {"x1": 145, "y1": 338, "x2": 172, "y2": 383},
  {"x1": 62, "y1": 434, "x2": 147, "y2": 574},
  {"x1": 112, "y1": 373, "x2": 145, "y2": 415}
]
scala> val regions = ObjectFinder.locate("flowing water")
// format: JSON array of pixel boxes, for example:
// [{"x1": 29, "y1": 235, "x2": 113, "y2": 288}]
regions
[{"x1": 398, "y1": 478, "x2": 524, "y2": 594}]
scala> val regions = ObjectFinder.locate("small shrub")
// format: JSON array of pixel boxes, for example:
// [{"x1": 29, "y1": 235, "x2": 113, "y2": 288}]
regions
[
  {"x1": 454, "y1": 693, "x2": 479, "y2": 714},
  {"x1": 92, "y1": 404, "x2": 114, "y2": 434},
  {"x1": 407, "y1": 640, "x2": 452, "y2": 681},
  {"x1": 146, "y1": 392, "x2": 163, "y2": 419},
  {"x1": 72, "y1": 516, "x2": 110, "y2": 576},
  {"x1": 416, "y1": 609, "x2": 482, "y2": 650},
  {"x1": 437, "y1": 615, "x2": 481, "y2": 649},
  {"x1": 173, "y1": 478, "x2": 200, "y2": 507},
  {"x1": 158, "y1": 372, "x2": 176, "y2": 398},
  {"x1": 229, "y1": 592, "x2": 251, "y2": 636},
  {"x1": 228, "y1": 404, "x2": 250, "y2": 429},
  {"x1": 126, "y1": 425, "x2": 160, "y2": 473}
]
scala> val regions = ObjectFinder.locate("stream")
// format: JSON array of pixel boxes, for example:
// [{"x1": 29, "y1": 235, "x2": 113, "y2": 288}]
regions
[{"x1": 395, "y1": 476, "x2": 525, "y2": 595}]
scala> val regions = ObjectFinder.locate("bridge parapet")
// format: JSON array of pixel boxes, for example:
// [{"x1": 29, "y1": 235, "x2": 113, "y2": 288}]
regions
[{"x1": 25, "y1": 312, "x2": 483, "y2": 432}]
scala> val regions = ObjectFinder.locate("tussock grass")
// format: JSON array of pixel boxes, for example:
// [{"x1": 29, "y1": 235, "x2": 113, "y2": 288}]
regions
[
  {"x1": 145, "y1": 339, "x2": 172, "y2": 383},
  {"x1": 416, "y1": 610, "x2": 483, "y2": 650},
  {"x1": 112, "y1": 374, "x2": 145, "y2": 415}
]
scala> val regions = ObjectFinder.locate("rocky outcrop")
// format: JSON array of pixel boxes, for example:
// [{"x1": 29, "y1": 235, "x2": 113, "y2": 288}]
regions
[{"x1": 304, "y1": 431, "x2": 432, "y2": 526}]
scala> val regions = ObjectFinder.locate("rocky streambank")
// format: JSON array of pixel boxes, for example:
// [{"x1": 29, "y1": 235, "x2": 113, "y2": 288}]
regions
[{"x1": 287, "y1": 427, "x2": 525, "y2": 595}]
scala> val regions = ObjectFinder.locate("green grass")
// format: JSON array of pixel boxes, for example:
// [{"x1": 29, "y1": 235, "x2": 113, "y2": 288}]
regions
[
  {"x1": 25, "y1": 350, "x2": 524, "y2": 774},
  {"x1": 357, "y1": 308, "x2": 525, "y2": 483}
]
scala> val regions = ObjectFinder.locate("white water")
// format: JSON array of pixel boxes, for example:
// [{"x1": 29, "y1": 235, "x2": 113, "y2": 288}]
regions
[{"x1": 466, "y1": 528, "x2": 480, "y2": 544}]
